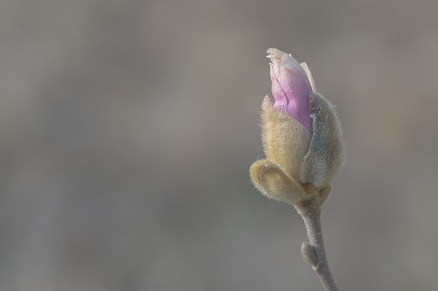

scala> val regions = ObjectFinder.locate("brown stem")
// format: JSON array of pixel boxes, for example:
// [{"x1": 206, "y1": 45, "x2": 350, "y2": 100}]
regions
[{"x1": 300, "y1": 207, "x2": 338, "y2": 291}]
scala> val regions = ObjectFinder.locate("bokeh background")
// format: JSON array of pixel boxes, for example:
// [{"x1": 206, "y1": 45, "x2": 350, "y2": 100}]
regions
[{"x1": 1, "y1": 0, "x2": 438, "y2": 290}]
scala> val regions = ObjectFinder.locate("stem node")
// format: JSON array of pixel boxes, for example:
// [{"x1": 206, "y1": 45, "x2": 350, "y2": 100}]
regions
[{"x1": 300, "y1": 207, "x2": 338, "y2": 291}]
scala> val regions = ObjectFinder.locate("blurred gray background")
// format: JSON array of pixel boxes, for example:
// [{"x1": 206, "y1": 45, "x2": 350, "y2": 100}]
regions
[{"x1": 1, "y1": 0, "x2": 437, "y2": 290}]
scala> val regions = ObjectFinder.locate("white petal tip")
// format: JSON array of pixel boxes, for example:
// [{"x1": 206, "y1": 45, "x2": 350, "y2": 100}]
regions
[
  {"x1": 266, "y1": 48, "x2": 280, "y2": 54},
  {"x1": 300, "y1": 62, "x2": 316, "y2": 92},
  {"x1": 266, "y1": 48, "x2": 285, "y2": 64}
]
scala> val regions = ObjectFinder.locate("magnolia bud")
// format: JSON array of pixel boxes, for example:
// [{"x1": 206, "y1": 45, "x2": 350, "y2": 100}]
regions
[
  {"x1": 267, "y1": 48, "x2": 314, "y2": 133},
  {"x1": 250, "y1": 48, "x2": 345, "y2": 208}
]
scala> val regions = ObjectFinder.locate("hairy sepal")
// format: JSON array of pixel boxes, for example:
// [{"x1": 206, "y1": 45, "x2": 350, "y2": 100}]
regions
[
  {"x1": 250, "y1": 159, "x2": 305, "y2": 205},
  {"x1": 261, "y1": 96, "x2": 311, "y2": 181},
  {"x1": 300, "y1": 93, "x2": 346, "y2": 187}
]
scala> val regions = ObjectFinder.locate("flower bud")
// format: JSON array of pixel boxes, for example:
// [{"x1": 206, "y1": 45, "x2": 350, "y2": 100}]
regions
[
  {"x1": 250, "y1": 48, "x2": 346, "y2": 208},
  {"x1": 267, "y1": 48, "x2": 315, "y2": 133}
]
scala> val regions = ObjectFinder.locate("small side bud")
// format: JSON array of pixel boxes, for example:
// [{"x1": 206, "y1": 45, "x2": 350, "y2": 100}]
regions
[
  {"x1": 250, "y1": 159, "x2": 305, "y2": 205},
  {"x1": 300, "y1": 93, "x2": 346, "y2": 187},
  {"x1": 301, "y1": 242, "x2": 318, "y2": 268}
]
